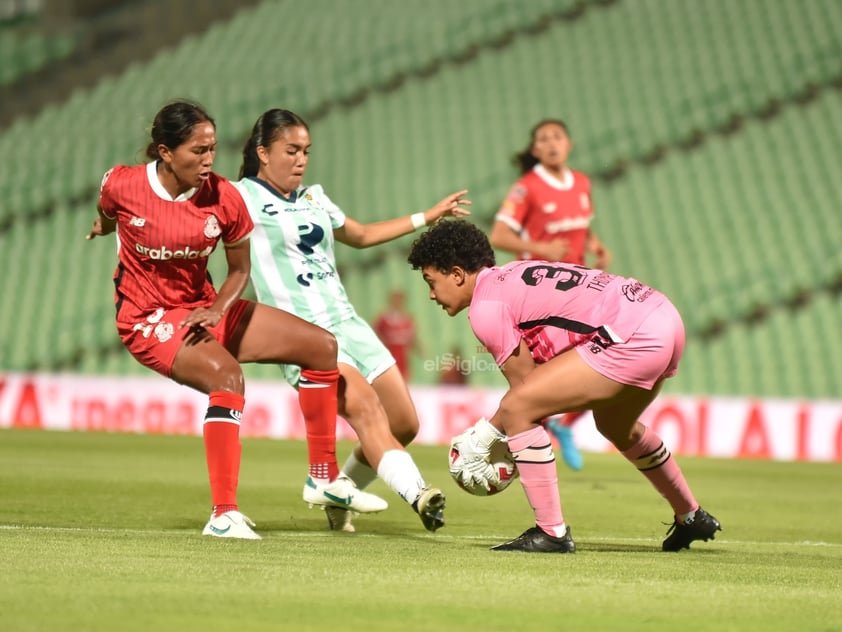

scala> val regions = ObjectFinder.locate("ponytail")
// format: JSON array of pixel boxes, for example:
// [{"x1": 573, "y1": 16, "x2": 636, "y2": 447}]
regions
[
  {"x1": 239, "y1": 134, "x2": 260, "y2": 179},
  {"x1": 512, "y1": 119, "x2": 570, "y2": 174},
  {"x1": 146, "y1": 100, "x2": 214, "y2": 162},
  {"x1": 239, "y1": 108, "x2": 310, "y2": 179}
]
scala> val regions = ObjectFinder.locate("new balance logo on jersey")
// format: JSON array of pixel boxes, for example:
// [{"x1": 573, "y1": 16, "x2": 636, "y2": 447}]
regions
[
  {"x1": 130, "y1": 216, "x2": 146, "y2": 227},
  {"x1": 135, "y1": 243, "x2": 213, "y2": 260}
]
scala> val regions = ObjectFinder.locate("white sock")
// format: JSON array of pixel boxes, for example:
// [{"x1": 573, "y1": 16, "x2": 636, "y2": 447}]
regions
[
  {"x1": 547, "y1": 523, "x2": 568, "y2": 538},
  {"x1": 341, "y1": 449, "x2": 378, "y2": 490},
  {"x1": 376, "y1": 449, "x2": 426, "y2": 504},
  {"x1": 679, "y1": 509, "x2": 698, "y2": 524}
]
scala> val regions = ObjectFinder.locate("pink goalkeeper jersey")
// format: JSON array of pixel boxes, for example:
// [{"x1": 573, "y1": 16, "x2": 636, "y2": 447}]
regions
[{"x1": 469, "y1": 260, "x2": 666, "y2": 366}]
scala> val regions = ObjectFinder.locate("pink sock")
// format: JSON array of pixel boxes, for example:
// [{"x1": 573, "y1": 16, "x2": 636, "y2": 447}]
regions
[
  {"x1": 508, "y1": 426, "x2": 566, "y2": 537},
  {"x1": 621, "y1": 425, "x2": 698, "y2": 516}
]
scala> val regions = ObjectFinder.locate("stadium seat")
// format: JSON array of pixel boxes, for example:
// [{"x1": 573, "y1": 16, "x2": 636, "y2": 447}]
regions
[{"x1": 1, "y1": 0, "x2": 840, "y2": 399}]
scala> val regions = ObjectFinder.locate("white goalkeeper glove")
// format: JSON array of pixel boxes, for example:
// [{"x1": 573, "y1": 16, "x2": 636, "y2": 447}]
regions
[
  {"x1": 456, "y1": 457, "x2": 496, "y2": 493},
  {"x1": 451, "y1": 418, "x2": 506, "y2": 492}
]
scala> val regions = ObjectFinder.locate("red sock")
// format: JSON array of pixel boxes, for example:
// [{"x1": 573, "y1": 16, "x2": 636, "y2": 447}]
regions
[
  {"x1": 299, "y1": 368, "x2": 340, "y2": 481},
  {"x1": 620, "y1": 425, "x2": 698, "y2": 516},
  {"x1": 539, "y1": 411, "x2": 584, "y2": 428},
  {"x1": 204, "y1": 391, "x2": 244, "y2": 517},
  {"x1": 559, "y1": 411, "x2": 585, "y2": 427}
]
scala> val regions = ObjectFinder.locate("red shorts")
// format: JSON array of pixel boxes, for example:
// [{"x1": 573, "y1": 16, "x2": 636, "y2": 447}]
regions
[
  {"x1": 575, "y1": 299, "x2": 685, "y2": 389},
  {"x1": 117, "y1": 300, "x2": 252, "y2": 378}
]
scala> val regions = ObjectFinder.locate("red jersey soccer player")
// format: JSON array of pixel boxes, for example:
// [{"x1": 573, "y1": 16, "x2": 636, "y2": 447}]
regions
[
  {"x1": 86, "y1": 100, "x2": 385, "y2": 539},
  {"x1": 373, "y1": 290, "x2": 418, "y2": 381},
  {"x1": 490, "y1": 120, "x2": 613, "y2": 471}
]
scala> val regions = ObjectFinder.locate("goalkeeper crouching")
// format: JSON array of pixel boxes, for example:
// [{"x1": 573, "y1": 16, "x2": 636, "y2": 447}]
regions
[{"x1": 407, "y1": 220, "x2": 721, "y2": 553}]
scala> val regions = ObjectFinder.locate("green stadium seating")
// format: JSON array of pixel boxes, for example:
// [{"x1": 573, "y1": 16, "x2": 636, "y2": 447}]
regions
[
  {"x1": 0, "y1": 24, "x2": 78, "y2": 86},
  {"x1": 1, "y1": 0, "x2": 840, "y2": 399}
]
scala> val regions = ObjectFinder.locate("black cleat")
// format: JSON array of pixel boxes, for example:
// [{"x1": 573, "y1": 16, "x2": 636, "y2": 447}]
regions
[
  {"x1": 491, "y1": 526, "x2": 576, "y2": 553},
  {"x1": 662, "y1": 507, "x2": 721, "y2": 551},
  {"x1": 413, "y1": 488, "x2": 446, "y2": 532}
]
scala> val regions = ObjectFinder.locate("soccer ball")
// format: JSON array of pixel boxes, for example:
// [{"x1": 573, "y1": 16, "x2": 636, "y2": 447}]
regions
[{"x1": 449, "y1": 438, "x2": 519, "y2": 496}]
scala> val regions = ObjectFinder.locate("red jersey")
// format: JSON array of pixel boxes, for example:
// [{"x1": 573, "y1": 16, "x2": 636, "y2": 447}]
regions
[
  {"x1": 495, "y1": 165, "x2": 593, "y2": 264},
  {"x1": 99, "y1": 162, "x2": 253, "y2": 325},
  {"x1": 373, "y1": 311, "x2": 415, "y2": 379}
]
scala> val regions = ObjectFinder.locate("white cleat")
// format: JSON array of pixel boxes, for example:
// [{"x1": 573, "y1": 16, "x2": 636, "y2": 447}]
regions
[
  {"x1": 303, "y1": 475, "x2": 388, "y2": 514},
  {"x1": 202, "y1": 510, "x2": 262, "y2": 540}
]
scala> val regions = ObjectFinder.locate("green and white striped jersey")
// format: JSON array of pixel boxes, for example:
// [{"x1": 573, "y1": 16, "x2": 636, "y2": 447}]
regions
[{"x1": 233, "y1": 177, "x2": 356, "y2": 328}]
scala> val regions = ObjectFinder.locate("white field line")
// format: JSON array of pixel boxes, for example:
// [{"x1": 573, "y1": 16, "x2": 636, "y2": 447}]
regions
[{"x1": 0, "y1": 524, "x2": 840, "y2": 548}]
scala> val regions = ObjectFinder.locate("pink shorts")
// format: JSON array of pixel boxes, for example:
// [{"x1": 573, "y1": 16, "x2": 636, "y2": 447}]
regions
[
  {"x1": 117, "y1": 299, "x2": 252, "y2": 378},
  {"x1": 575, "y1": 299, "x2": 685, "y2": 389}
]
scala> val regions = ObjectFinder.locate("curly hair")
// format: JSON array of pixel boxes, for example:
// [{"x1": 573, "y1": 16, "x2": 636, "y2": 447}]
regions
[{"x1": 407, "y1": 219, "x2": 496, "y2": 272}]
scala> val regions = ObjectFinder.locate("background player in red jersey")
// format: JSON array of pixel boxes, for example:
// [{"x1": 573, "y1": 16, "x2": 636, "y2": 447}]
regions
[
  {"x1": 489, "y1": 119, "x2": 613, "y2": 471},
  {"x1": 373, "y1": 289, "x2": 419, "y2": 381},
  {"x1": 86, "y1": 100, "x2": 385, "y2": 539}
]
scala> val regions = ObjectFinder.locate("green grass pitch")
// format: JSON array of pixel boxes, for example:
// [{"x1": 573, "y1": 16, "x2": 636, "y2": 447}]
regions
[{"x1": 1, "y1": 428, "x2": 840, "y2": 631}]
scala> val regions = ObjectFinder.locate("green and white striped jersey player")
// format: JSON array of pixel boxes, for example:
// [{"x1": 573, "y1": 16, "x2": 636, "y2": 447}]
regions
[
  {"x1": 239, "y1": 178, "x2": 358, "y2": 345},
  {"x1": 234, "y1": 107, "x2": 471, "y2": 532}
]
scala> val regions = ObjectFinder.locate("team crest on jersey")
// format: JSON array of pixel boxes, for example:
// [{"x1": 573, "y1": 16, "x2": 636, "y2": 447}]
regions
[
  {"x1": 580, "y1": 193, "x2": 590, "y2": 209},
  {"x1": 507, "y1": 184, "x2": 527, "y2": 204},
  {"x1": 153, "y1": 321, "x2": 174, "y2": 343},
  {"x1": 204, "y1": 215, "x2": 221, "y2": 239}
]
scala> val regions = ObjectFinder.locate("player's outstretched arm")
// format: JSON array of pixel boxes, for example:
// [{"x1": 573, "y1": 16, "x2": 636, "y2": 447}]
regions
[
  {"x1": 489, "y1": 220, "x2": 568, "y2": 261},
  {"x1": 587, "y1": 230, "x2": 612, "y2": 270},
  {"x1": 334, "y1": 190, "x2": 471, "y2": 249},
  {"x1": 85, "y1": 206, "x2": 117, "y2": 240},
  {"x1": 179, "y1": 240, "x2": 251, "y2": 330}
]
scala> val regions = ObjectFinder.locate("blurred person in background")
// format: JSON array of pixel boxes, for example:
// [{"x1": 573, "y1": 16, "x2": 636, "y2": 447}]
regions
[
  {"x1": 86, "y1": 100, "x2": 385, "y2": 539},
  {"x1": 235, "y1": 107, "x2": 471, "y2": 533},
  {"x1": 408, "y1": 219, "x2": 720, "y2": 553},
  {"x1": 439, "y1": 347, "x2": 470, "y2": 386},
  {"x1": 489, "y1": 119, "x2": 613, "y2": 471},
  {"x1": 373, "y1": 289, "x2": 419, "y2": 381}
]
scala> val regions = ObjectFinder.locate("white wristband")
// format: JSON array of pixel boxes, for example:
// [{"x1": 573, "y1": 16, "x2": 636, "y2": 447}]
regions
[{"x1": 410, "y1": 212, "x2": 426, "y2": 230}]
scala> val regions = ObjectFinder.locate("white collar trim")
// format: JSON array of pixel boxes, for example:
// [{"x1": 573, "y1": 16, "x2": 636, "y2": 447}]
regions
[
  {"x1": 534, "y1": 164, "x2": 574, "y2": 190},
  {"x1": 146, "y1": 161, "x2": 198, "y2": 201}
]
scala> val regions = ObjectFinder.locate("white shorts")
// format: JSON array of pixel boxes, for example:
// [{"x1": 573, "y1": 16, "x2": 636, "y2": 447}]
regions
[{"x1": 282, "y1": 313, "x2": 396, "y2": 386}]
